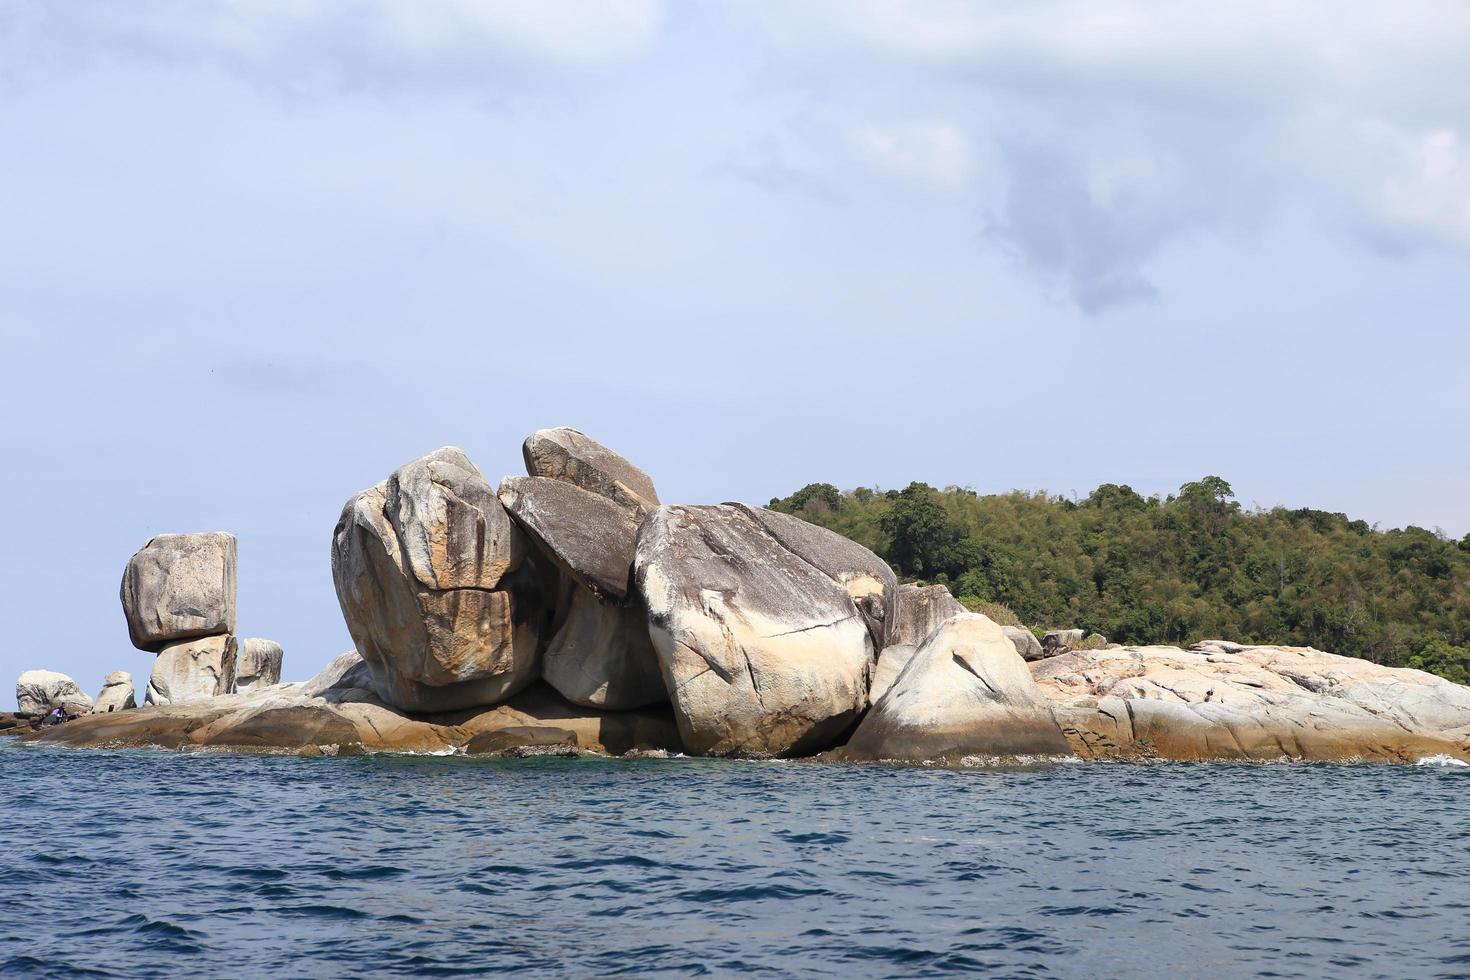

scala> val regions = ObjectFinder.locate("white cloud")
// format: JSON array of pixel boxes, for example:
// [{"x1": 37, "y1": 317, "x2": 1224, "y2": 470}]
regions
[{"x1": 747, "y1": 1, "x2": 1470, "y2": 309}]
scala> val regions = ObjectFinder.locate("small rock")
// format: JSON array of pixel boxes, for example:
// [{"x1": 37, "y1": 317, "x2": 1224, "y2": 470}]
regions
[
  {"x1": 522, "y1": 427, "x2": 660, "y2": 518},
  {"x1": 16, "y1": 670, "x2": 94, "y2": 716},
  {"x1": 235, "y1": 639, "x2": 284, "y2": 693},
  {"x1": 93, "y1": 672, "x2": 136, "y2": 713},
  {"x1": 1004, "y1": 626, "x2": 1046, "y2": 662},
  {"x1": 465, "y1": 725, "x2": 579, "y2": 755}
]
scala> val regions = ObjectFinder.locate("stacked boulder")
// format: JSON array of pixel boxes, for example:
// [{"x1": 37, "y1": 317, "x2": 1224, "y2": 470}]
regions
[
  {"x1": 93, "y1": 672, "x2": 136, "y2": 713},
  {"x1": 121, "y1": 532, "x2": 240, "y2": 705},
  {"x1": 330, "y1": 426, "x2": 1067, "y2": 760},
  {"x1": 235, "y1": 639, "x2": 284, "y2": 693}
]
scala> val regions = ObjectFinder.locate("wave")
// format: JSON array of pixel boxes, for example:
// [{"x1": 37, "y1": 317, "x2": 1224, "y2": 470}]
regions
[{"x1": 1414, "y1": 754, "x2": 1469, "y2": 767}]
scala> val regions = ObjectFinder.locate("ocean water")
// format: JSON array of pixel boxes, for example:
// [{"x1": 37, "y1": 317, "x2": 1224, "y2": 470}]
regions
[{"x1": 2, "y1": 743, "x2": 1468, "y2": 979}]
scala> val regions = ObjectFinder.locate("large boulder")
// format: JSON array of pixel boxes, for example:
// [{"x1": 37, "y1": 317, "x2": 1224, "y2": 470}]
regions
[
  {"x1": 634, "y1": 503, "x2": 892, "y2": 756},
  {"x1": 498, "y1": 475, "x2": 664, "y2": 710},
  {"x1": 843, "y1": 614, "x2": 1073, "y2": 761},
  {"x1": 331, "y1": 447, "x2": 555, "y2": 713},
  {"x1": 93, "y1": 672, "x2": 136, "y2": 713},
  {"x1": 1033, "y1": 644, "x2": 1470, "y2": 763},
  {"x1": 120, "y1": 532, "x2": 237, "y2": 651},
  {"x1": 1004, "y1": 626, "x2": 1046, "y2": 662},
  {"x1": 522, "y1": 427, "x2": 659, "y2": 517},
  {"x1": 16, "y1": 670, "x2": 93, "y2": 716},
  {"x1": 145, "y1": 635, "x2": 237, "y2": 705},
  {"x1": 235, "y1": 639, "x2": 284, "y2": 693},
  {"x1": 889, "y1": 583, "x2": 966, "y2": 647}
]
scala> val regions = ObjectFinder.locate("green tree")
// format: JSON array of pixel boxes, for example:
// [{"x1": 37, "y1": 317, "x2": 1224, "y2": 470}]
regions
[{"x1": 878, "y1": 482, "x2": 974, "y2": 580}]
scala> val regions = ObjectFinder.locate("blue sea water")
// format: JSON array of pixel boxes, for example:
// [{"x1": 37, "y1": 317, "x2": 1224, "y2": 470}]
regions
[{"x1": 1, "y1": 742, "x2": 1467, "y2": 979}]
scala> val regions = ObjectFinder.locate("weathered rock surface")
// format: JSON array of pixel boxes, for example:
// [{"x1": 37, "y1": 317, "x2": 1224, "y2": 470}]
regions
[
  {"x1": 889, "y1": 584, "x2": 966, "y2": 648},
  {"x1": 93, "y1": 672, "x2": 136, "y2": 713},
  {"x1": 541, "y1": 586, "x2": 666, "y2": 709},
  {"x1": 1032, "y1": 645, "x2": 1470, "y2": 763},
  {"x1": 0, "y1": 712, "x2": 33, "y2": 734},
  {"x1": 145, "y1": 635, "x2": 237, "y2": 705},
  {"x1": 868, "y1": 643, "x2": 917, "y2": 704},
  {"x1": 29, "y1": 652, "x2": 681, "y2": 757},
  {"x1": 1004, "y1": 626, "x2": 1046, "y2": 662},
  {"x1": 331, "y1": 448, "x2": 554, "y2": 713},
  {"x1": 522, "y1": 427, "x2": 659, "y2": 518},
  {"x1": 235, "y1": 639, "x2": 284, "y2": 693},
  {"x1": 843, "y1": 614, "x2": 1073, "y2": 761},
  {"x1": 16, "y1": 670, "x2": 94, "y2": 716},
  {"x1": 121, "y1": 532, "x2": 237, "y2": 651},
  {"x1": 634, "y1": 504, "x2": 888, "y2": 756},
  {"x1": 498, "y1": 476, "x2": 639, "y2": 601},
  {"x1": 465, "y1": 726, "x2": 578, "y2": 755}
]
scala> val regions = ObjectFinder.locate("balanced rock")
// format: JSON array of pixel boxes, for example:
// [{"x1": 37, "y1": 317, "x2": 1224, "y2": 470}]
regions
[
  {"x1": 522, "y1": 427, "x2": 659, "y2": 518},
  {"x1": 93, "y1": 672, "x2": 136, "y2": 713},
  {"x1": 121, "y1": 532, "x2": 237, "y2": 651},
  {"x1": 1004, "y1": 626, "x2": 1046, "y2": 661},
  {"x1": 16, "y1": 670, "x2": 94, "y2": 716},
  {"x1": 145, "y1": 635, "x2": 237, "y2": 705},
  {"x1": 634, "y1": 503, "x2": 893, "y2": 756},
  {"x1": 889, "y1": 583, "x2": 966, "y2": 647},
  {"x1": 331, "y1": 447, "x2": 554, "y2": 713},
  {"x1": 499, "y1": 476, "x2": 664, "y2": 710},
  {"x1": 235, "y1": 639, "x2": 284, "y2": 693},
  {"x1": 843, "y1": 614, "x2": 1073, "y2": 761}
]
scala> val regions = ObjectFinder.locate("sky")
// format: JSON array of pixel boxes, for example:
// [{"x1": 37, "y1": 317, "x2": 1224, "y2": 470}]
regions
[{"x1": 3, "y1": 1, "x2": 1469, "y2": 693}]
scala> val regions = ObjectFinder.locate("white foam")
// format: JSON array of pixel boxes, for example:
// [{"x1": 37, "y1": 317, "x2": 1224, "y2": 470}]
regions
[{"x1": 1414, "y1": 754, "x2": 1469, "y2": 767}]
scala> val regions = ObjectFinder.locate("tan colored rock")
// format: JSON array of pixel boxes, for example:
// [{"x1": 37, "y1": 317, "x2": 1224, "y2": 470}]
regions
[
  {"x1": 235, "y1": 639, "x2": 284, "y2": 693},
  {"x1": 16, "y1": 670, "x2": 93, "y2": 715},
  {"x1": 121, "y1": 532, "x2": 237, "y2": 651},
  {"x1": 1042, "y1": 629, "x2": 1085, "y2": 654},
  {"x1": 1032, "y1": 644, "x2": 1470, "y2": 763},
  {"x1": 331, "y1": 448, "x2": 555, "y2": 713},
  {"x1": 868, "y1": 643, "x2": 917, "y2": 704},
  {"x1": 145, "y1": 635, "x2": 237, "y2": 705},
  {"x1": 889, "y1": 584, "x2": 966, "y2": 648},
  {"x1": 522, "y1": 427, "x2": 659, "y2": 518},
  {"x1": 844, "y1": 614, "x2": 1073, "y2": 761},
  {"x1": 634, "y1": 503, "x2": 881, "y2": 756},
  {"x1": 93, "y1": 672, "x2": 136, "y2": 713}
]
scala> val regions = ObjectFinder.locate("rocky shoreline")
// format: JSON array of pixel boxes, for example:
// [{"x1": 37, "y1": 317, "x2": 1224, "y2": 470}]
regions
[{"x1": 12, "y1": 426, "x2": 1470, "y2": 764}]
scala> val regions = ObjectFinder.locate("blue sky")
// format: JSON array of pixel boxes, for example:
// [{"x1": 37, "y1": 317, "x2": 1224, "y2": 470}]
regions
[{"x1": 3, "y1": 1, "x2": 1469, "y2": 691}]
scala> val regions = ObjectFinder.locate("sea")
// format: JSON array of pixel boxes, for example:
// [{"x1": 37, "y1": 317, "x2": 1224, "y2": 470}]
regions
[{"x1": 2, "y1": 742, "x2": 1467, "y2": 978}]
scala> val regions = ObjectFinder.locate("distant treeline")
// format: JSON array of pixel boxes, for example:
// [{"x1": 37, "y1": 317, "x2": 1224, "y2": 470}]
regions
[{"x1": 769, "y1": 478, "x2": 1470, "y2": 684}]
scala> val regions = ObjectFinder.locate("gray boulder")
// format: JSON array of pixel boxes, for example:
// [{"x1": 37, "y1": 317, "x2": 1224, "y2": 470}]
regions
[
  {"x1": 1042, "y1": 629, "x2": 1086, "y2": 654},
  {"x1": 145, "y1": 635, "x2": 237, "y2": 705},
  {"x1": 522, "y1": 427, "x2": 659, "y2": 518},
  {"x1": 844, "y1": 614, "x2": 1073, "y2": 761},
  {"x1": 120, "y1": 532, "x2": 237, "y2": 651},
  {"x1": 331, "y1": 447, "x2": 554, "y2": 713},
  {"x1": 541, "y1": 585, "x2": 666, "y2": 709},
  {"x1": 1004, "y1": 626, "x2": 1046, "y2": 661},
  {"x1": 93, "y1": 672, "x2": 136, "y2": 713},
  {"x1": 498, "y1": 476, "x2": 639, "y2": 602},
  {"x1": 889, "y1": 583, "x2": 966, "y2": 648},
  {"x1": 634, "y1": 503, "x2": 886, "y2": 756},
  {"x1": 235, "y1": 639, "x2": 284, "y2": 693},
  {"x1": 16, "y1": 670, "x2": 94, "y2": 715}
]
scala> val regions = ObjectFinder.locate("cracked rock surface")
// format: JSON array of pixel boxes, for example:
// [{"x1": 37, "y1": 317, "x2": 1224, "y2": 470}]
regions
[{"x1": 633, "y1": 503, "x2": 891, "y2": 756}]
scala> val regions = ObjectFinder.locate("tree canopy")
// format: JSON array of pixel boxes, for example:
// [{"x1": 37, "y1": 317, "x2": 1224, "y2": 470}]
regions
[{"x1": 769, "y1": 478, "x2": 1470, "y2": 683}]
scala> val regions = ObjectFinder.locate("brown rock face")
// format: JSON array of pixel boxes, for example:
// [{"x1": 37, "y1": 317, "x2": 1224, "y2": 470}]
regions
[
  {"x1": 120, "y1": 532, "x2": 237, "y2": 651},
  {"x1": 1032, "y1": 644, "x2": 1470, "y2": 763},
  {"x1": 843, "y1": 614, "x2": 1072, "y2": 761},
  {"x1": 522, "y1": 427, "x2": 659, "y2": 518},
  {"x1": 331, "y1": 448, "x2": 555, "y2": 713}
]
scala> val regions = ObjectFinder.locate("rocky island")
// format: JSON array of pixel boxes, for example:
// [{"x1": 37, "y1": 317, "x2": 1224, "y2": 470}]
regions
[{"x1": 12, "y1": 428, "x2": 1470, "y2": 763}]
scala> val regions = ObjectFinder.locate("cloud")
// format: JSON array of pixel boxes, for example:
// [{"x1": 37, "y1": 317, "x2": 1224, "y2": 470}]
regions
[
  {"x1": 850, "y1": 121, "x2": 973, "y2": 192},
  {"x1": 3, "y1": 0, "x2": 662, "y2": 91},
  {"x1": 747, "y1": 1, "x2": 1470, "y2": 310}
]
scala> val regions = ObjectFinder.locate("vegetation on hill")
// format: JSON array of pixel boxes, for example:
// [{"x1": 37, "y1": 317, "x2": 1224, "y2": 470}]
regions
[{"x1": 769, "y1": 478, "x2": 1470, "y2": 684}]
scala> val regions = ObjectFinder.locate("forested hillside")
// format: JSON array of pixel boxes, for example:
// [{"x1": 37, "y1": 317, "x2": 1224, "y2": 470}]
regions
[{"x1": 768, "y1": 478, "x2": 1470, "y2": 683}]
